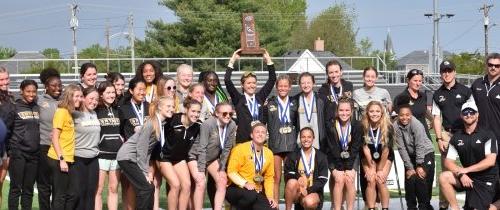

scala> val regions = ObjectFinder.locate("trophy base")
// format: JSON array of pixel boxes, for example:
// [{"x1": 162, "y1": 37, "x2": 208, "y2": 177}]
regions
[{"x1": 240, "y1": 48, "x2": 264, "y2": 55}]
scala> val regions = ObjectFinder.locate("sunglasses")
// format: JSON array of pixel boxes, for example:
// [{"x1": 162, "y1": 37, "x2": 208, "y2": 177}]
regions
[
  {"x1": 461, "y1": 109, "x2": 477, "y2": 116},
  {"x1": 165, "y1": 86, "x2": 176, "y2": 91},
  {"x1": 221, "y1": 112, "x2": 233, "y2": 117},
  {"x1": 487, "y1": 63, "x2": 500, "y2": 68},
  {"x1": 243, "y1": 71, "x2": 256, "y2": 77}
]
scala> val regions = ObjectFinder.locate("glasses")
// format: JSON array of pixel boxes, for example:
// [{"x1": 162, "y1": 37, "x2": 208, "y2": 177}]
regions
[
  {"x1": 461, "y1": 110, "x2": 477, "y2": 116},
  {"x1": 165, "y1": 86, "x2": 176, "y2": 91},
  {"x1": 487, "y1": 63, "x2": 500, "y2": 68},
  {"x1": 243, "y1": 71, "x2": 256, "y2": 77},
  {"x1": 221, "y1": 112, "x2": 233, "y2": 117}
]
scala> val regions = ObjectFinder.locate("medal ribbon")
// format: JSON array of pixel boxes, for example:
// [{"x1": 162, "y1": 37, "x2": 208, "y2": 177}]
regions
[
  {"x1": 131, "y1": 100, "x2": 144, "y2": 126},
  {"x1": 277, "y1": 96, "x2": 290, "y2": 125},
  {"x1": 369, "y1": 126, "x2": 381, "y2": 151},
  {"x1": 301, "y1": 94, "x2": 315, "y2": 123},
  {"x1": 217, "y1": 121, "x2": 228, "y2": 150},
  {"x1": 145, "y1": 86, "x2": 155, "y2": 103},
  {"x1": 330, "y1": 85, "x2": 343, "y2": 103},
  {"x1": 247, "y1": 96, "x2": 259, "y2": 121},
  {"x1": 205, "y1": 94, "x2": 219, "y2": 113},
  {"x1": 251, "y1": 143, "x2": 264, "y2": 174},
  {"x1": 157, "y1": 114, "x2": 165, "y2": 147},
  {"x1": 336, "y1": 121, "x2": 351, "y2": 151},
  {"x1": 300, "y1": 148, "x2": 315, "y2": 178}
]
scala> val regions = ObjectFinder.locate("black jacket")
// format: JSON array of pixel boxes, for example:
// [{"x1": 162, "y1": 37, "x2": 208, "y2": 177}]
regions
[
  {"x1": 162, "y1": 113, "x2": 202, "y2": 162},
  {"x1": 9, "y1": 99, "x2": 40, "y2": 154},
  {"x1": 291, "y1": 92, "x2": 326, "y2": 149},
  {"x1": 318, "y1": 79, "x2": 354, "y2": 124},
  {"x1": 0, "y1": 93, "x2": 15, "y2": 153},
  {"x1": 323, "y1": 120, "x2": 363, "y2": 171},
  {"x1": 119, "y1": 100, "x2": 150, "y2": 141},
  {"x1": 224, "y1": 64, "x2": 276, "y2": 143},
  {"x1": 262, "y1": 95, "x2": 298, "y2": 154},
  {"x1": 284, "y1": 148, "x2": 329, "y2": 195},
  {"x1": 96, "y1": 105, "x2": 123, "y2": 159}
]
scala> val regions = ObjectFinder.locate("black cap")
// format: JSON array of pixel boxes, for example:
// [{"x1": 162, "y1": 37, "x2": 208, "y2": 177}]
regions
[{"x1": 440, "y1": 60, "x2": 455, "y2": 72}]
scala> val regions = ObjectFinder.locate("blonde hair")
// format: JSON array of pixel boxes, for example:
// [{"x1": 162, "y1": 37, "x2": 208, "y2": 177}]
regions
[
  {"x1": 58, "y1": 84, "x2": 82, "y2": 112},
  {"x1": 149, "y1": 96, "x2": 174, "y2": 138},
  {"x1": 361, "y1": 101, "x2": 392, "y2": 145}
]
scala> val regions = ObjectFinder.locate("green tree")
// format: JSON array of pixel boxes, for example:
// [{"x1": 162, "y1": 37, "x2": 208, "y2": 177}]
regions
[
  {"x1": 136, "y1": 0, "x2": 307, "y2": 62},
  {"x1": 306, "y1": 3, "x2": 358, "y2": 57},
  {"x1": 448, "y1": 52, "x2": 485, "y2": 75},
  {"x1": 0, "y1": 47, "x2": 16, "y2": 59},
  {"x1": 42, "y1": 48, "x2": 61, "y2": 59}
]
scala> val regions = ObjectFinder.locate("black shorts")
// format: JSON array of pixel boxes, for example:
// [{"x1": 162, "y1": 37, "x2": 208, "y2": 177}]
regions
[{"x1": 454, "y1": 176, "x2": 497, "y2": 210}]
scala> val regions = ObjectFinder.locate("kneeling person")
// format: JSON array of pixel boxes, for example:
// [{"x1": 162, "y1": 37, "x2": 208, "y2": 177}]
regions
[
  {"x1": 284, "y1": 127, "x2": 328, "y2": 210},
  {"x1": 439, "y1": 101, "x2": 498, "y2": 210},
  {"x1": 226, "y1": 123, "x2": 277, "y2": 210}
]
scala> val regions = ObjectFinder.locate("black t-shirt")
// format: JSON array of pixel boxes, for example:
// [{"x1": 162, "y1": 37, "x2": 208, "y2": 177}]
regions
[
  {"x1": 471, "y1": 75, "x2": 500, "y2": 139},
  {"x1": 162, "y1": 113, "x2": 202, "y2": 162},
  {"x1": 432, "y1": 82, "x2": 472, "y2": 131},
  {"x1": 318, "y1": 79, "x2": 354, "y2": 124},
  {"x1": 393, "y1": 89, "x2": 431, "y2": 138},
  {"x1": 447, "y1": 127, "x2": 498, "y2": 181}
]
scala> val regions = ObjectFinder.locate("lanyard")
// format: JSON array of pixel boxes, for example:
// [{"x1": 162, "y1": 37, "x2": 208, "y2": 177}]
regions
[
  {"x1": 145, "y1": 86, "x2": 155, "y2": 103},
  {"x1": 336, "y1": 121, "x2": 351, "y2": 151},
  {"x1": 251, "y1": 143, "x2": 264, "y2": 174},
  {"x1": 246, "y1": 96, "x2": 259, "y2": 120},
  {"x1": 131, "y1": 100, "x2": 144, "y2": 126},
  {"x1": 301, "y1": 94, "x2": 315, "y2": 123},
  {"x1": 330, "y1": 84, "x2": 343, "y2": 103},
  {"x1": 107, "y1": 106, "x2": 115, "y2": 118},
  {"x1": 484, "y1": 83, "x2": 497, "y2": 97},
  {"x1": 300, "y1": 149, "x2": 315, "y2": 177},
  {"x1": 370, "y1": 126, "x2": 381, "y2": 151},
  {"x1": 217, "y1": 121, "x2": 228, "y2": 150},
  {"x1": 276, "y1": 96, "x2": 290, "y2": 125},
  {"x1": 157, "y1": 114, "x2": 165, "y2": 147},
  {"x1": 205, "y1": 94, "x2": 219, "y2": 113}
]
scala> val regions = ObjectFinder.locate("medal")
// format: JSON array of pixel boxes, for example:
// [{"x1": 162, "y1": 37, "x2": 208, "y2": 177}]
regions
[
  {"x1": 340, "y1": 151, "x2": 350, "y2": 159},
  {"x1": 251, "y1": 143, "x2": 264, "y2": 183},
  {"x1": 300, "y1": 148, "x2": 315, "y2": 179},
  {"x1": 336, "y1": 120, "x2": 351, "y2": 156},
  {"x1": 217, "y1": 121, "x2": 227, "y2": 149},
  {"x1": 330, "y1": 84, "x2": 343, "y2": 103},
  {"x1": 276, "y1": 96, "x2": 290, "y2": 126},
  {"x1": 157, "y1": 114, "x2": 165, "y2": 147},
  {"x1": 246, "y1": 95, "x2": 259, "y2": 122},
  {"x1": 145, "y1": 85, "x2": 155, "y2": 103},
  {"x1": 279, "y1": 126, "x2": 292, "y2": 134},
  {"x1": 301, "y1": 94, "x2": 316, "y2": 124},
  {"x1": 370, "y1": 126, "x2": 381, "y2": 160},
  {"x1": 131, "y1": 100, "x2": 144, "y2": 126}
]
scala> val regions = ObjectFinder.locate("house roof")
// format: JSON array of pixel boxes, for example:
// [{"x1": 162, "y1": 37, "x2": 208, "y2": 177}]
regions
[
  {"x1": 282, "y1": 49, "x2": 353, "y2": 71},
  {"x1": 397, "y1": 50, "x2": 452, "y2": 66},
  {"x1": 0, "y1": 51, "x2": 46, "y2": 74}
]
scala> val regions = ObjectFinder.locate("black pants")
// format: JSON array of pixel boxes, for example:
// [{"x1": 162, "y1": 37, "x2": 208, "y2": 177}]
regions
[
  {"x1": 73, "y1": 156, "x2": 99, "y2": 210},
  {"x1": 8, "y1": 149, "x2": 38, "y2": 210},
  {"x1": 36, "y1": 145, "x2": 52, "y2": 210},
  {"x1": 404, "y1": 152, "x2": 435, "y2": 210},
  {"x1": 118, "y1": 160, "x2": 154, "y2": 210},
  {"x1": 48, "y1": 158, "x2": 78, "y2": 210},
  {"x1": 226, "y1": 185, "x2": 276, "y2": 210}
]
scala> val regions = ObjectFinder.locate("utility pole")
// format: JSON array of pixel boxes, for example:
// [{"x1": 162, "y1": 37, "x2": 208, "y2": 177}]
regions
[
  {"x1": 128, "y1": 13, "x2": 135, "y2": 72},
  {"x1": 70, "y1": 2, "x2": 79, "y2": 74},
  {"x1": 480, "y1": 3, "x2": 494, "y2": 57},
  {"x1": 105, "y1": 19, "x2": 110, "y2": 73},
  {"x1": 425, "y1": 0, "x2": 454, "y2": 73}
]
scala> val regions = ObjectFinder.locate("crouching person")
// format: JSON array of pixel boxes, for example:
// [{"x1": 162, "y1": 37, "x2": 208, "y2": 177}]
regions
[{"x1": 284, "y1": 127, "x2": 328, "y2": 210}]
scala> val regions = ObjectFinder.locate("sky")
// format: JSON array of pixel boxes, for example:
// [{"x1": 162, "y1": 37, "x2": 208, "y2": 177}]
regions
[{"x1": 0, "y1": 0, "x2": 498, "y2": 59}]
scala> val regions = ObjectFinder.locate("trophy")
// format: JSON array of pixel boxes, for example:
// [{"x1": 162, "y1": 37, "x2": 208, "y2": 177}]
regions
[{"x1": 240, "y1": 13, "x2": 264, "y2": 55}]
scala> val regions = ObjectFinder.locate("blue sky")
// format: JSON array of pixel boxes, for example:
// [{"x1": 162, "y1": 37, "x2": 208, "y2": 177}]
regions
[{"x1": 0, "y1": 0, "x2": 498, "y2": 58}]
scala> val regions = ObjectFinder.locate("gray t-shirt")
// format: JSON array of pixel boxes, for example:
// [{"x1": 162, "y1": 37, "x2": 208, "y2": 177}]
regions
[
  {"x1": 297, "y1": 95, "x2": 320, "y2": 149},
  {"x1": 38, "y1": 94, "x2": 59, "y2": 146},
  {"x1": 74, "y1": 111, "x2": 101, "y2": 158},
  {"x1": 353, "y1": 87, "x2": 392, "y2": 112}
]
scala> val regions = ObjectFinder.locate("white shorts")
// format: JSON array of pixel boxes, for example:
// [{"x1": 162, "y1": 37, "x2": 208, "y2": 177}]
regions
[{"x1": 98, "y1": 159, "x2": 120, "y2": 171}]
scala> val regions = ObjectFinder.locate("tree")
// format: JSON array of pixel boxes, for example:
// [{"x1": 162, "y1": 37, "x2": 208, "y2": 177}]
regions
[
  {"x1": 42, "y1": 48, "x2": 61, "y2": 59},
  {"x1": 136, "y1": 0, "x2": 307, "y2": 63},
  {"x1": 0, "y1": 47, "x2": 16, "y2": 59},
  {"x1": 306, "y1": 3, "x2": 358, "y2": 57},
  {"x1": 448, "y1": 52, "x2": 484, "y2": 75}
]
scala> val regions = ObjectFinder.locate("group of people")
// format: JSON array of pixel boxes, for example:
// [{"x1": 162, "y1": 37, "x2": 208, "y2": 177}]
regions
[{"x1": 0, "y1": 49, "x2": 499, "y2": 210}]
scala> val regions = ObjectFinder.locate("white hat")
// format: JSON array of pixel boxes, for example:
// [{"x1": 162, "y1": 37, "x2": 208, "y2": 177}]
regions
[{"x1": 461, "y1": 101, "x2": 478, "y2": 112}]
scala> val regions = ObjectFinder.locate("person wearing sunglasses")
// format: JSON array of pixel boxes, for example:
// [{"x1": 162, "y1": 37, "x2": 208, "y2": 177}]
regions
[
  {"x1": 393, "y1": 69, "x2": 432, "y2": 139},
  {"x1": 188, "y1": 102, "x2": 236, "y2": 210},
  {"x1": 262, "y1": 74, "x2": 298, "y2": 203},
  {"x1": 224, "y1": 49, "x2": 276, "y2": 143},
  {"x1": 439, "y1": 101, "x2": 498, "y2": 210},
  {"x1": 431, "y1": 60, "x2": 474, "y2": 210},
  {"x1": 157, "y1": 76, "x2": 182, "y2": 113}
]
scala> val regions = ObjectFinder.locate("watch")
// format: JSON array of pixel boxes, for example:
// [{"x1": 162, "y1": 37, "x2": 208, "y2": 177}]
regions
[{"x1": 59, "y1": 155, "x2": 64, "y2": 161}]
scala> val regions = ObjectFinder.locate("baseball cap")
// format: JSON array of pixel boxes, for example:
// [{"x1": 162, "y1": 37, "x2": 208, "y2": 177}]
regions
[
  {"x1": 440, "y1": 60, "x2": 455, "y2": 73},
  {"x1": 461, "y1": 101, "x2": 478, "y2": 114}
]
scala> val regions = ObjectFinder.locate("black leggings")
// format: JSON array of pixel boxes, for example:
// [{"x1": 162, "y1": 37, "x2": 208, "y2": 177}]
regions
[
  {"x1": 226, "y1": 185, "x2": 276, "y2": 210},
  {"x1": 36, "y1": 145, "x2": 52, "y2": 210},
  {"x1": 404, "y1": 152, "x2": 435, "y2": 210},
  {"x1": 8, "y1": 149, "x2": 38, "y2": 210},
  {"x1": 48, "y1": 158, "x2": 78, "y2": 210},
  {"x1": 118, "y1": 160, "x2": 154, "y2": 210},
  {"x1": 73, "y1": 156, "x2": 99, "y2": 210}
]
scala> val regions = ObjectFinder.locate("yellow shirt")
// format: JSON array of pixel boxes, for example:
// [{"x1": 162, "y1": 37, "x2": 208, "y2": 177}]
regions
[
  {"x1": 227, "y1": 141, "x2": 274, "y2": 199},
  {"x1": 145, "y1": 84, "x2": 156, "y2": 103},
  {"x1": 48, "y1": 108, "x2": 76, "y2": 162}
]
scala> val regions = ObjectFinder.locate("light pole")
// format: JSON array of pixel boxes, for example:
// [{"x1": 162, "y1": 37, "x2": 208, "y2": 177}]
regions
[{"x1": 425, "y1": 0, "x2": 454, "y2": 74}]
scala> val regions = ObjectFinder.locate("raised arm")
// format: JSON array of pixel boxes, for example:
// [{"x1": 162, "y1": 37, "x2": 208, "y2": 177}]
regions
[
  {"x1": 256, "y1": 49, "x2": 276, "y2": 102},
  {"x1": 225, "y1": 49, "x2": 243, "y2": 106}
]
